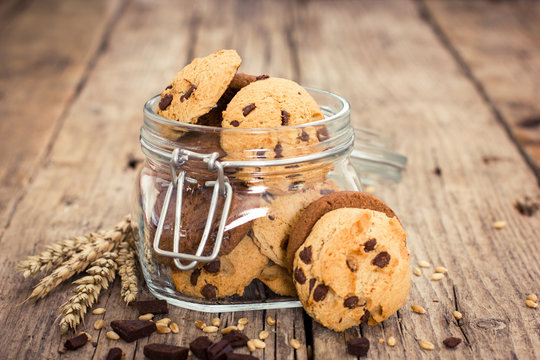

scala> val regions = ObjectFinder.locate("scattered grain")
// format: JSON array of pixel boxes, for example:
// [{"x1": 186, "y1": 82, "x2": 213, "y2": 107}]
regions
[
  {"x1": 92, "y1": 308, "x2": 106, "y2": 315},
  {"x1": 221, "y1": 326, "x2": 238, "y2": 334},
  {"x1": 387, "y1": 336, "x2": 396, "y2": 347},
  {"x1": 106, "y1": 331, "x2": 120, "y2": 340},
  {"x1": 419, "y1": 340, "x2": 435, "y2": 350},
  {"x1": 156, "y1": 323, "x2": 171, "y2": 334},
  {"x1": 525, "y1": 299, "x2": 538, "y2": 308},
  {"x1": 194, "y1": 320, "x2": 206, "y2": 330},
  {"x1": 156, "y1": 318, "x2": 171, "y2": 326},
  {"x1": 430, "y1": 273, "x2": 445, "y2": 281},
  {"x1": 253, "y1": 339, "x2": 266, "y2": 349},
  {"x1": 435, "y1": 266, "x2": 448, "y2": 274},
  {"x1": 413, "y1": 267, "x2": 421, "y2": 276},
  {"x1": 93, "y1": 319, "x2": 105, "y2": 330},
  {"x1": 237, "y1": 324, "x2": 245, "y2": 331},
  {"x1": 139, "y1": 313, "x2": 154, "y2": 321},
  {"x1": 453, "y1": 311, "x2": 463, "y2": 320},
  {"x1": 493, "y1": 221, "x2": 506, "y2": 229},
  {"x1": 238, "y1": 318, "x2": 249, "y2": 325},
  {"x1": 526, "y1": 294, "x2": 538, "y2": 302},
  {"x1": 203, "y1": 325, "x2": 219, "y2": 333},
  {"x1": 412, "y1": 305, "x2": 426, "y2": 314},
  {"x1": 170, "y1": 322, "x2": 179, "y2": 334},
  {"x1": 259, "y1": 330, "x2": 269, "y2": 340},
  {"x1": 212, "y1": 317, "x2": 221, "y2": 327},
  {"x1": 247, "y1": 340, "x2": 256, "y2": 352},
  {"x1": 418, "y1": 260, "x2": 430, "y2": 268},
  {"x1": 378, "y1": 338, "x2": 385, "y2": 343},
  {"x1": 290, "y1": 338, "x2": 301, "y2": 349},
  {"x1": 266, "y1": 316, "x2": 276, "y2": 326},
  {"x1": 364, "y1": 186, "x2": 376, "y2": 195}
]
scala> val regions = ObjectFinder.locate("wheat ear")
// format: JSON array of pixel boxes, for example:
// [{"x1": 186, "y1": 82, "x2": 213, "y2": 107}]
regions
[
  {"x1": 116, "y1": 238, "x2": 138, "y2": 304},
  {"x1": 26, "y1": 217, "x2": 131, "y2": 302},
  {"x1": 58, "y1": 251, "x2": 118, "y2": 334}
]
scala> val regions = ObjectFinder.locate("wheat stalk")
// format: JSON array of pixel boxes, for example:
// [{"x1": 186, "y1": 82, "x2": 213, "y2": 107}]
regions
[
  {"x1": 26, "y1": 217, "x2": 131, "y2": 302},
  {"x1": 58, "y1": 251, "x2": 118, "y2": 334},
  {"x1": 17, "y1": 235, "x2": 96, "y2": 278},
  {"x1": 116, "y1": 238, "x2": 138, "y2": 304}
]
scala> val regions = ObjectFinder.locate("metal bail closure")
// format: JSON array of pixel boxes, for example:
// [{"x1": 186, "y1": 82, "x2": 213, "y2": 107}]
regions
[{"x1": 152, "y1": 148, "x2": 232, "y2": 271}]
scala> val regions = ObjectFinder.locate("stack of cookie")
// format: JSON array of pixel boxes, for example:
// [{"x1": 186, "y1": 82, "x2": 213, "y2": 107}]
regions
[{"x1": 151, "y1": 50, "x2": 410, "y2": 331}]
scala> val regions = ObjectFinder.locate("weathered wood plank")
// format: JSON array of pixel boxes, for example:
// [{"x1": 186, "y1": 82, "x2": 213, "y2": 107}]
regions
[
  {"x1": 0, "y1": 0, "x2": 122, "y2": 232},
  {"x1": 423, "y1": 0, "x2": 540, "y2": 178},
  {"x1": 294, "y1": 0, "x2": 540, "y2": 358}
]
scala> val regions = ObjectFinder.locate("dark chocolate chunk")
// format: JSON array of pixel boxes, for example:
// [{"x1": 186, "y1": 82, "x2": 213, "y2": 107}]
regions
[
  {"x1": 190, "y1": 336, "x2": 213, "y2": 360},
  {"x1": 309, "y1": 278, "x2": 316, "y2": 293},
  {"x1": 207, "y1": 339, "x2": 233, "y2": 360},
  {"x1": 268, "y1": 215, "x2": 275, "y2": 220},
  {"x1": 343, "y1": 296, "x2": 359, "y2": 309},
  {"x1": 222, "y1": 330, "x2": 249, "y2": 348},
  {"x1": 256, "y1": 150, "x2": 266, "y2": 159},
  {"x1": 136, "y1": 299, "x2": 168, "y2": 315},
  {"x1": 201, "y1": 284, "x2": 217, "y2": 299},
  {"x1": 294, "y1": 267, "x2": 306, "y2": 284},
  {"x1": 443, "y1": 337, "x2": 462, "y2": 349},
  {"x1": 106, "y1": 347, "x2": 123, "y2": 360},
  {"x1": 159, "y1": 94, "x2": 173, "y2": 111},
  {"x1": 347, "y1": 337, "x2": 370, "y2": 357},
  {"x1": 299, "y1": 246, "x2": 312, "y2": 264},
  {"x1": 143, "y1": 343, "x2": 189, "y2": 360},
  {"x1": 313, "y1": 284, "x2": 329, "y2": 302},
  {"x1": 360, "y1": 310, "x2": 370, "y2": 324},
  {"x1": 256, "y1": 74, "x2": 270, "y2": 80},
  {"x1": 230, "y1": 120, "x2": 240, "y2": 127},
  {"x1": 165, "y1": 85, "x2": 173, "y2": 90},
  {"x1": 242, "y1": 103, "x2": 256, "y2": 116},
  {"x1": 226, "y1": 353, "x2": 259, "y2": 360},
  {"x1": 274, "y1": 143, "x2": 283, "y2": 159},
  {"x1": 180, "y1": 84, "x2": 197, "y2": 102},
  {"x1": 372, "y1": 252, "x2": 391, "y2": 268},
  {"x1": 363, "y1": 239, "x2": 377, "y2": 252},
  {"x1": 298, "y1": 130, "x2": 309, "y2": 142},
  {"x1": 316, "y1": 127, "x2": 329, "y2": 142},
  {"x1": 110, "y1": 320, "x2": 156, "y2": 342},
  {"x1": 191, "y1": 268, "x2": 201, "y2": 286},
  {"x1": 64, "y1": 334, "x2": 88, "y2": 350},
  {"x1": 281, "y1": 110, "x2": 290, "y2": 126},
  {"x1": 204, "y1": 259, "x2": 221, "y2": 274},
  {"x1": 434, "y1": 166, "x2": 442, "y2": 176},
  {"x1": 346, "y1": 255, "x2": 358, "y2": 272}
]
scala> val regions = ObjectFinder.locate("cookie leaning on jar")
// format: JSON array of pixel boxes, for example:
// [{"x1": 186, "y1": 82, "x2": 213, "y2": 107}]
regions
[{"x1": 286, "y1": 191, "x2": 411, "y2": 331}]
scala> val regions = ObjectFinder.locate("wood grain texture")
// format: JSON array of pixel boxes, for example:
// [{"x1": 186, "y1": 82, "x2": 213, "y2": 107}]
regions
[
  {"x1": 423, "y1": 0, "x2": 540, "y2": 179},
  {"x1": 294, "y1": 0, "x2": 540, "y2": 358},
  {"x1": 0, "y1": 0, "x2": 539, "y2": 359}
]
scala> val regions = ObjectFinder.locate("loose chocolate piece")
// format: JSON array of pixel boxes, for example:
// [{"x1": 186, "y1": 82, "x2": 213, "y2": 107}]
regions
[
  {"x1": 110, "y1": 320, "x2": 156, "y2": 342},
  {"x1": 180, "y1": 84, "x2": 197, "y2": 102},
  {"x1": 299, "y1": 246, "x2": 312, "y2": 264},
  {"x1": 136, "y1": 299, "x2": 168, "y2": 315},
  {"x1": 347, "y1": 337, "x2": 370, "y2": 357},
  {"x1": 159, "y1": 94, "x2": 173, "y2": 110},
  {"x1": 309, "y1": 278, "x2": 316, "y2": 293},
  {"x1": 204, "y1": 259, "x2": 221, "y2": 274},
  {"x1": 316, "y1": 127, "x2": 329, "y2": 142},
  {"x1": 144, "y1": 343, "x2": 189, "y2": 360},
  {"x1": 191, "y1": 268, "x2": 202, "y2": 286},
  {"x1": 201, "y1": 284, "x2": 217, "y2": 299},
  {"x1": 313, "y1": 284, "x2": 329, "y2": 302},
  {"x1": 443, "y1": 337, "x2": 462, "y2": 349},
  {"x1": 274, "y1": 143, "x2": 283, "y2": 159},
  {"x1": 64, "y1": 334, "x2": 88, "y2": 350},
  {"x1": 226, "y1": 353, "x2": 259, "y2": 360},
  {"x1": 190, "y1": 336, "x2": 213, "y2": 360},
  {"x1": 281, "y1": 110, "x2": 290, "y2": 125},
  {"x1": 360, "y1": 310, "x2": 370, "y2": 324},
  {"x1": 222, "y1": 330, "x2": 249, "y2": 348},
  {"x1": 230, "y1": 120, "x2": 240, "y2": 127},
  {"x1": 207, "y1": 339, "x2": 233, "y2": 360},
  {"x1": 344, "y1": 296, "x2": 359, "y2": 309},
  {"x1": 363, "y1": 239, "x2": 377, "y2": 252},
  {"x1": 256, "y1": 150, "x2": 266, "y2": 159},
  {"x1": 298, "y1": 130, "x2": 310, "y2": 142},
  {"x1": 372, "y1": 252, "x2": 391, "y2": 268},
  {"x1": 106, "y1": 348, "x2": 123, "y2": 360},
  {"x1": 256, "y1": 74, "x2": 270, "y2": 80},
  {"x1": 294, "y1": 267, "x2": 306, "y2": 284},
  {"x1": 242, "y1": 103, "x2": 256, "y2": 116}
]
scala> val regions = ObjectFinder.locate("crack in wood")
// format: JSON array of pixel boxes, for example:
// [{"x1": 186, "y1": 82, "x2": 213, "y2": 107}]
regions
[
  {"x1": 415, "y1": 0, "x2": 540, "y2": 185},
  {"x1": 452, "y1": 285, "x2": 472, "y2": 348}
]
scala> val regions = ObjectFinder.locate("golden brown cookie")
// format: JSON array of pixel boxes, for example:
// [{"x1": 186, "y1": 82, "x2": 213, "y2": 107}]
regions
[
  {"x1": 170, "y1": 233, "x2": 268, "y2": 299},
  {"x1": 252, "y1": 181, "x2": 339, "y2": 267},
  {"x1": 293, "y1": 208, "x2": 410, "y2": 331},
  {"x1": 285, "y1": 191, "x2": 398, "y2": 271},
  {"x1": 157, "y1": 49, "x2": 242, "y2": 124},
  {"x1": 258, "y1": 262, "x2": 296, "y2": 297}
]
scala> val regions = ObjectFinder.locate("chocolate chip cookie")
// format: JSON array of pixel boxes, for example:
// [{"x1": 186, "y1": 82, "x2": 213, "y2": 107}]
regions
[
  {"x1": 292, "y1": 207, "x2": 410, "y2": 331},
  {"x1": 258, "y1": 262, "x2": 296, "y2": 297}
]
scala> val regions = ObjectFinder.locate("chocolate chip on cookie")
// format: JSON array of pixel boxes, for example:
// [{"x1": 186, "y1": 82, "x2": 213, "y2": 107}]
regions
[{"x1": 372, "y1": 252, "x2": 391, "y2": 268}]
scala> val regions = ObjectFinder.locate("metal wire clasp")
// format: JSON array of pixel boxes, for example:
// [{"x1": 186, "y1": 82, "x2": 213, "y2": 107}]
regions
[{"x1": 153, "y1": 148, "x2": 232, "y2": 271}]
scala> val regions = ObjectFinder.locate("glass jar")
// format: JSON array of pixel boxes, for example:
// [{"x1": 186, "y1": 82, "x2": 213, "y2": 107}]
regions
[{"x1": 131, "y1": 88, "x2": 406, "y2": 312}]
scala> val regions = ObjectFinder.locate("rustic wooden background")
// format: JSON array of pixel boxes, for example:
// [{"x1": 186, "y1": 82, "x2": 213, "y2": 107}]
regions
[{"x1": 1, "y1": 0, "x2": 539, "y2": 359}]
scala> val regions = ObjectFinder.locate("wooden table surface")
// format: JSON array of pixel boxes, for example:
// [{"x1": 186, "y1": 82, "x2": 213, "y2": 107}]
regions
[{"x1": 1, "y1": 0, "x2": 539, "y2": 359}]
